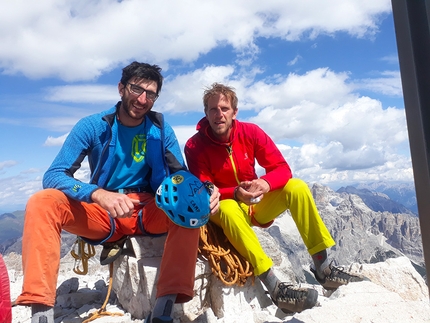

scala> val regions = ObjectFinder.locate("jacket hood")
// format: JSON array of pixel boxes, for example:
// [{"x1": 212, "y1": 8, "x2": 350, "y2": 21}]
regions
[{"x1": 196, "y1": 117, "x2": 209, "y2": 132}]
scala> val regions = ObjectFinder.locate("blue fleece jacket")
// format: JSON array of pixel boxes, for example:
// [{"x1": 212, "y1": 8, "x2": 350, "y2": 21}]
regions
[{"x1": 43, "y1": 102, "x2": 186, "y2": 203}]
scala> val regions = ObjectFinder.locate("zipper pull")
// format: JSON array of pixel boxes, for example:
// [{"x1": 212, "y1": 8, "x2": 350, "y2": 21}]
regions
[{"x1": 227, "y1": 145, "x2": 232, "y2": 155}]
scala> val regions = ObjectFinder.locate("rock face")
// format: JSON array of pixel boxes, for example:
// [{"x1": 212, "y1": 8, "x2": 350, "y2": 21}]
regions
[
  {"x1": 310, "y1": 183, "x2": 423, "y2": 267},
  {"x1": 6, "y1": 228, "x2": 430, "y2": 322},
  {"x1": 112, "y1": 235, "x2": 277, "y2": 321},
  {"x1": 114, "y1": 198, "x2": 430, "y2": 322},
  {"x1": 4, "y1": 182, "x2": 429, "y2": 322},
  {"x1": 112, "y1": 233, "x2": 430, "y2": 323}
]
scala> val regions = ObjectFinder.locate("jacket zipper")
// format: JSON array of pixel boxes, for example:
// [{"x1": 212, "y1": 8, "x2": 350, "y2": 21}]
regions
[
  {"x1": 91, "y1": 114, "x2": 114, "y2": 185},
  {"x1": 226, "y1": 145, "x2": 241, "y2": 184}
]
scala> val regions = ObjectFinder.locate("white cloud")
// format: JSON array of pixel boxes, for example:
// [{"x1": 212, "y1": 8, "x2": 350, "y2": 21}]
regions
[
  {"x1": 277, "y1": 142, "x2": 413, "y2": 186},
  {"x1": 245, "y1": 68, "x2": 354, "y2": 113},
  {"x1": 40, "y1": 117, "x2": 84, "y2": 133},
  {"x1": 243, "y1": 70, "x2": 407, "y2": 149},
  {"x1": 354, "y1": 70, "x2": 403, "y2": 97},
  {"x1": 0, "y1": 173, "x2": 43, "y2": 209},
  {"x1": 159, "y1": 65, "x2": 237, "y2": 114},
  {"x1": 0, "y1": 161, "x2": 89, "y2": 210},
  {"x1": 157, "y1": 66, "x2": 353, "y2": 115},
  {"x1": 0, "y1": 0, "x2": 409, "y2": 210},
  {"x1": 0, "y1": 160, "x2": 18, "y2": 171},
  {"x1": 288, "y1": 55, "x2": 302, "y2": 66},
  {"x1": 75, "y1": 159, "x2": 90, "y2": 183},
  {"x1": 21, "y1": 168, "x2": 42, "y2": 174},
  {"x1": 45, "y1": 85, "x2": 119, "y2": 103},
  {"x1": 172, "y1": 125, "x2": 199, "y2": 147},
  {"x1": 44, "y1": 133, "x2": 69, "y2": 146},
  {"x1": 5, "y1": 64, "x2": 412, "y2": 196},
  {"x1": 381, "y1": 54, "x2": 399, "y2": 64},
  {"x1": 240, "y1": 68, "x2": 410, "y2": 184},
  {"x1": 0, "y1": 0, "x2": 391, "y2": 81},
  {"x1": 163, "y1": 66, "x2": 412, "y2": 185}
]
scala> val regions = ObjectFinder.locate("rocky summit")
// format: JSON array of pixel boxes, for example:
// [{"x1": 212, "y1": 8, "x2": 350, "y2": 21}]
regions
[{"x1": 3, "y1": 182, "x2": 429, "y2": 322}]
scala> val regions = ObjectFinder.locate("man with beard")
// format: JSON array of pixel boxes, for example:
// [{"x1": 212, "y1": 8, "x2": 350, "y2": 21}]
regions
[
  {"x1": 14, "y1": 62, "x2": 220, "y2": 323},
  {"x1": 185, "y1": 83, "x2": 364, "y2": 314}
]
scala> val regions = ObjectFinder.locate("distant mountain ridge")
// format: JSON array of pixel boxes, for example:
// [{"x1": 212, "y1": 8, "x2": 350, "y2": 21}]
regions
[
  {"x1": 0, "y1": 210, "x2": 24, "y2": 254},
  {"x1": 0, "y1": 213, "x2": 16, "y2": 220},
  {"x1": 349, "y1": 181, "x2": 417, "y2": 214},
  {"x1": 336, "y1": 185, "x2": 416, "y2": 216}
]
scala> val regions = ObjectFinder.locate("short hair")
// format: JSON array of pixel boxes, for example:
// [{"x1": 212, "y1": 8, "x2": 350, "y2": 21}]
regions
[
  {"x1": 203, "y1": 83, "x2": 238, "y2": 111},
  {"x1": 120, "y1": 61, "x2": 164, "y2": 95}
]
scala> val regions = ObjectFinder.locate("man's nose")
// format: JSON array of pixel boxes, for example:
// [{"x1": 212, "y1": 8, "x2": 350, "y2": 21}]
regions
[
  {"x1": 214, "y1": 108, "x2": 223, "y2": 116},
  {"x1": 137, "y1": 92, "x2": 148, "y2": 104}
]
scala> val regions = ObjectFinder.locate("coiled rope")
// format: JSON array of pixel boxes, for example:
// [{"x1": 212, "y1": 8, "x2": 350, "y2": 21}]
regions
[{"x1": 199, "y1": 221, "x2": 254, "y2": 287}]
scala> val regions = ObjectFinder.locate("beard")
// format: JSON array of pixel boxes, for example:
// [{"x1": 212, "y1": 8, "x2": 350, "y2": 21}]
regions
[
  {"x1": 117, "y1": 96, "x2": 153, "y2": 127},
  {"x1": 122, "y1": 101, "x2": 142, "y2": 120},
  {"x1": 121, "y1": 97, "x2": 152, "y2": 120}
]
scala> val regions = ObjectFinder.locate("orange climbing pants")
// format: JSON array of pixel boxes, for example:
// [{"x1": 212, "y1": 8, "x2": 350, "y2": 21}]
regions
[
  {"x1": 210, "y1": 178, "x2": 336, "y2": 275},
  {"x1": 15, "y1": 188, "x2": 199, "y2": 307}
]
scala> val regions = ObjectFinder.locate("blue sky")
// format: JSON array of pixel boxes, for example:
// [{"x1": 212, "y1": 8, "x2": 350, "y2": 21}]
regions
[{"x1": 0, "y1": 0, "x2": 411, "y2": 212}]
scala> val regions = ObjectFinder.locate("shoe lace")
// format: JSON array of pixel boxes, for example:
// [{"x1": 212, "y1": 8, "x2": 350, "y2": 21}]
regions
[
  {"x1": 276, "y1": 283, "x2": 308, "y2": 302},
  {"x1": 327, "y1": 261, "x2": 361, "y2": 283}
]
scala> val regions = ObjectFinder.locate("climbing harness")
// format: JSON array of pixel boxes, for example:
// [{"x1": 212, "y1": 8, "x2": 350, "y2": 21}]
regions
[
  {"x1": 70, "y1": 237, "x2": 123, "y2": 322},
  {"x1": 71, "y1": 236, "x2": 96, "y2": 275},
  {"x1": 199, "y1": 221, "x2": 254, "y2": 287}
]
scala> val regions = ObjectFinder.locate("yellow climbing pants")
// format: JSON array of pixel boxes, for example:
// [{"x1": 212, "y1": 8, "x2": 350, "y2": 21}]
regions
[{"x1": 210, "y1": 178, "x2": 336, "y2": 276}]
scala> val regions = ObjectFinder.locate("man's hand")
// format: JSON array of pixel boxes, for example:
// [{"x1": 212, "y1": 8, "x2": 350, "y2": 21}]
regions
[
  {"x1": 91, "y1": 189, "x2": 141, "y2": 218},
  {"x1": 209, "y1": 185, "x2": 221, "y2": 214},
  {"x1": 236, "y1": 178, "x2": 270, "y2": 205}
]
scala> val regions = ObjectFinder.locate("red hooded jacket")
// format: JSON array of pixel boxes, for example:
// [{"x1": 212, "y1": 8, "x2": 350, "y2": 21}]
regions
[{"x1": 185, "y1": 118, "x2": 292, "y2": 200}]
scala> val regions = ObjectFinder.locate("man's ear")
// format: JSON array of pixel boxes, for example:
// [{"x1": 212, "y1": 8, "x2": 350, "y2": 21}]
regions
[
  {"x1": 118, "y1": 82, "x2": 125, "y2": 97},
  {"x1": 232, "y1": 108, "x2": 238, "y2": 119}
]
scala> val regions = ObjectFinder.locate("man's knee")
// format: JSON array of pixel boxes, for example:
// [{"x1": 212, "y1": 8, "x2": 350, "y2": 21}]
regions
[
  {"x1": 285, "y1": 178, "x2": 310, "y2": 195},
  {"x1": 215, "y1": 199, "x2": 248, "y2": 226},
  {"x1": 27, "y1": 189, "x2": 68, "y2": 209}
]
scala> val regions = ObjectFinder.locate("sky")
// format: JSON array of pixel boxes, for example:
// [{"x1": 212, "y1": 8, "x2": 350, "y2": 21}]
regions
[{"x1": 0, "y1": 0, "x2": 411, "y2": 212}]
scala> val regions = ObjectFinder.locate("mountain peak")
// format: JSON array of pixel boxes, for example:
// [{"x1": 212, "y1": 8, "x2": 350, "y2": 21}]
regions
[{"x1": 0, "y1": 213, "x2": 16, "y2": 220}]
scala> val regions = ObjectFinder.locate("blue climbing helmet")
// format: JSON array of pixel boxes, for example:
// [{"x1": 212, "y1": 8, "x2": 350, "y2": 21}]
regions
[{"x1": 155, "y1": 170, "x2": 212, "y2": 228}]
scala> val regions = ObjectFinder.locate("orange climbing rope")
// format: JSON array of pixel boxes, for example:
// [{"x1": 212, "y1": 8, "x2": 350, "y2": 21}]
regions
[
  {"x1": 82, "y1": 262, "x2": 124, "y2": 323},
  {"x1": 70, "y1": 238, "x2": 124, "y2": 322},
  {"x1": 199, "y1": 221, "x2": 254, "y2": 287}
]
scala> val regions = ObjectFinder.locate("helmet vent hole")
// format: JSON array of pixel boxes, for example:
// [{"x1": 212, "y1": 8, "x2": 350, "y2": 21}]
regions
[{"x1": 178, "y1": 214, "x2": 185, "y2": 223}]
